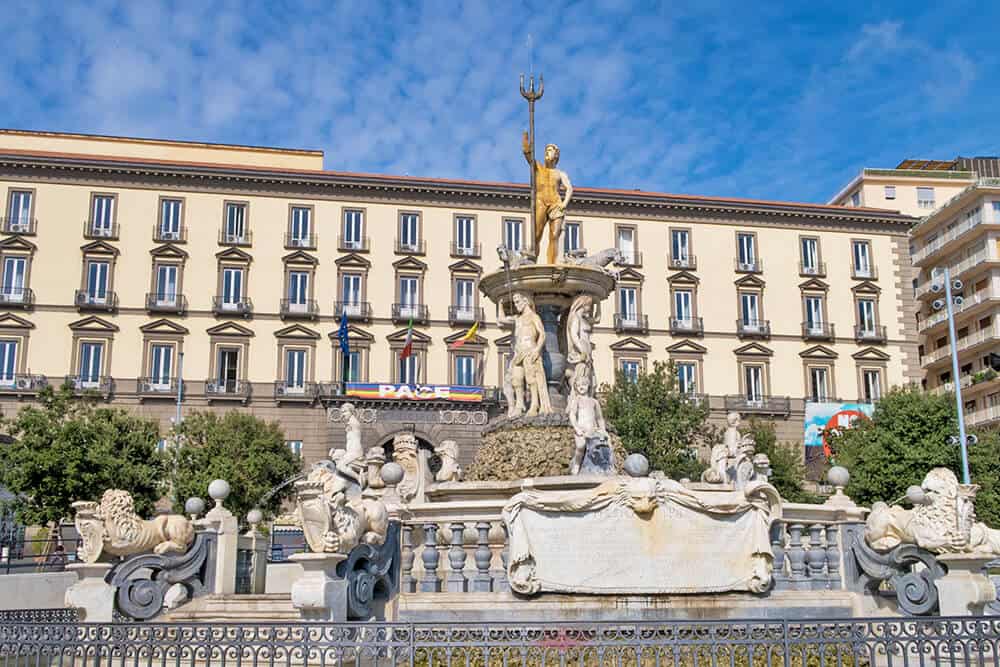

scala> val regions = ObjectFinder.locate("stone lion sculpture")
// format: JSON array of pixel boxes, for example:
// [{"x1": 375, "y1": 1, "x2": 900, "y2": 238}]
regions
[
  {"x1": 296, "y1": 463, "x2": 389, "y2": 555},
  {"x1": 866, "y1": 467, "x2": 1000, "y2": 555},
  {"x1": 73, "y1": 489, "x2": 195, "y2": 564},
  {"x1": 434, "y1": 440, "x2": 463, "y2": 482}
]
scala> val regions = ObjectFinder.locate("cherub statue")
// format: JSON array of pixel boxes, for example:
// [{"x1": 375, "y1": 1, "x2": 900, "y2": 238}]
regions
[
  {"x1": 568, "y1": 373, "x2": 609, "y2": 475},
  {"x1": 507, "y1": 291, "x2": 552, "y2": 416},
  {"x1": 522, "y1": 134, "x2": 573, "y2": 264},
  {"x1": 330, "y1": 403, "x2": 365, "y2": 483},
  {"x1": 703, "y1": 412, "x2": 757, "y2": 488}
]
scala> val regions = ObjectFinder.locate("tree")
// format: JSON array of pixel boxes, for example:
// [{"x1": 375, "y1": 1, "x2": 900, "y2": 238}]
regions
[
  {"x1": 829, "y1": 386, "x2": 1000, "y2": 526},
  {"x1": 167, "y1": 411, "x2": 300, "y2": 523},
  {"x1": 740, "y1": 419, "x2": 821, "y2": 504},
  {"x1": 602, "y1": 361, "x2": 708, "y2": 480},
  {"x1": 0, "y1": 386, "x2": 164, "y2": 526}
]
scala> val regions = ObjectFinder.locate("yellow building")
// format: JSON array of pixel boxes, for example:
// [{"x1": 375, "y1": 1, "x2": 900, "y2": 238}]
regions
[{"x1": 0, "y1": 130, "x2": 918, "y2": 467}]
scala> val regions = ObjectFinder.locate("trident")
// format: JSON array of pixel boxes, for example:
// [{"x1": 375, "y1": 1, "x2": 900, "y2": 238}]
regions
[{"x1": 520, "y1": 73, "x2": 543, "y2": 259}]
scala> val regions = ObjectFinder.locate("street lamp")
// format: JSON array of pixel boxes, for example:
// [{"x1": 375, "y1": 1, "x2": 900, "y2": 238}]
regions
[{"x1": 931, "y1": 267, "x2": 971, "y2": 484}]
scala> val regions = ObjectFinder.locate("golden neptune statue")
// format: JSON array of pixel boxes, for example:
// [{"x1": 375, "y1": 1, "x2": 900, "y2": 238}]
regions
[{"x1": 522, "y1": 132, "x2": 573, "y2": 264}]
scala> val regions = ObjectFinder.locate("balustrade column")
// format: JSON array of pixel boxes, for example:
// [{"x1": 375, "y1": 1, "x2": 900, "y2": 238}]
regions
[
  {"x1": 825, "y1": 525, "x2": 841, "y2": 588},
  {"x1": 806, "y1": 524, "x2": 826, "y2": 589},
  {"x1": 494, "y1": 522, "x2": 510, "y2": 593},
  {"x1": 446, "y1": 522, "x2": 468, "y2": 593},
  {"x1": 419, "y1": 523, "x2": 441, "y2": 593},
  {"x1": 401, "y1": 524, "x2": 416, "y2": 593},
  {"x1": 770, "y1": 522, "x2": 787, "y2": 588},
  {"x1": 472, "y1": 522, "x2": 493, "y2": 592},
  {"x1": 786, "y1": 523, "x2": 808, "y2": 589}
]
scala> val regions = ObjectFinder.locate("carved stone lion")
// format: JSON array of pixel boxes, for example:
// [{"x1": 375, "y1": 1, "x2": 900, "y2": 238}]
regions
[
  {"x1": 866, "y1": 467, "x2": 1000, "y2": 555},
  {"x1": 73, "y1": 489, "x2": 195, "y2": 564},
  {"x1": 434, "y1": 440, "x2": 462, "y2": 482}
]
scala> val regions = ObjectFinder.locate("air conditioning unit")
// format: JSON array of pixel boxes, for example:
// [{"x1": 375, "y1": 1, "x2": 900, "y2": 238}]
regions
[
  {"x1": 206, "y1": 381, "x2": 220, "y2": 393},
  {"x1": 8, "y1": 223, "x2": 29, "y2": 233},
  {"x1": 15, "y1": 377, "x2": 31, "y2": 390},
  {"x1": 236, "y1": 301, "x2": 250, "y2": 313}
]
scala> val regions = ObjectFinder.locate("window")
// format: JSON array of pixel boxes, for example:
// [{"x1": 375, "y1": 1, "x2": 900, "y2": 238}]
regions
[
  {"x1": 285, "y1": 348, "x2": 306, "y2": 391},
  {"x1": 850, "y1": 192, "x2": 861, "y2": 207},
  {"x1": 399, "y1": 276, "x2": 419, "y2": 317},
  {"x1": 154, "y1": 265, "x2": 178, "y2": 305},
  {"x1": 225, "y1": 203, "x2": 247, "y2": 242},
  {"x1": 563, "y1": 222, "x2": 581, "y2": 254},
  {"x1": 917, "y1": 187, "x2": 936, "y2": 209},
  {"x1": 857, "y1": 298, "x2": 877, "y2": 334},
  {"x1": 737, "y1": 233, "x2": 756, "y2": 270},
  {"x1": 399, "y1": 354, "x2": 419, "y2": 384},
  {"x1": 399, "y1": 212, "x2": 420, "y2": 250},
  {"x1": 884, "y1": 185, "x2": 896, "y2": 200},
  {"x1": 862, "y1": 369, "x2": 882, "y2": 402},
  {"x1": 79, "y1": 341, "x2": 104, "y2": 387},
  {"x1": 504, "y1": 218, "x2": 523, "y2": 252},
  {"x1": 289, "y1": 207, "x2": 311, "y2": 246},
  {"x1": 287, "y1": 440, "x2": 303, "y2": 458},
  {"x1": 86, "y1": 260, "x2": 109, "y2": 303},
  {"x1": 740, "y1": 292, "x2": 760, "y2": 327},
  {"x1": 216, "y1": 347, "x2": 240, "y2": 391},
  {"x1": 341, "y1": 274, "x2": 363, "y2": 314},
  {"x1": 673, "y1": 289, "x2": 693, "y2": 325},
  {"x1": 287, "y1": 271, "x2": 309, "y2": 307},
  {"x1": 852, "y1": 241, "x2": 872, "y2": 277},
  {"x1": 671, "y1": 229, "x2": 690, "y2": 264},
  {"x1": 804, "y1": 296, "x2": 824, "y2": 332},
  {"x1": 2, "y1": 257, "x2": 26, "y2": 302},
  {"x1": 455, "y1": 279, "x2": 475, "y2": 317},
  {"x1": 618, "y1": 286, "x2": 638, "y2": 323},
  {"x1": 0, "y1": 339, "x2": 17, "y2": 385},
  {"x1": 343, "y1": 209, "x2": 365, "y2": 249},
  {"x1": 617, "y1": 227, "x2": 636, "y2": 264},
  {"x1": 6, "y1": 191, "x2": 32, "y2": 231},
  {"x1": 221, "y1": 267, "x2": 244, "y2": 307},
  {"x1": 455, "y1": 216, "x2": 476, "y2": 255},
  {"x1": 159, "y1": 199, "x2": 182, "y2": 240},
  {"x1": 621, "y1": 360, "x2": 640, "y2": 383},
  {"x1": 800, "y1": 238, "x2": 819, "y2": 273},
  {"x1": 808, "y1": 367, "x2": 829, "y2": 402},
  {"x1": 91, "y1": 195, "x2": 115, "y2": 236},
  {"x1": 149, "y1": 343, "x2": 173, "y2": 389},
  {"x1": 344, "y1": 350, "x2": 361, "y2": 382},
  {"x1": 993, "y1": 201, "x2": 1000, "y2": 222},
  {"x1": 455, "y1": 354, "x2": 476, "y2": 386},
  {"x1": 744, "y1": 365, "x2": 764, "y2": 403},
  {"x1": 677, "y1": 362, "x2": 696, "y2": 395}
]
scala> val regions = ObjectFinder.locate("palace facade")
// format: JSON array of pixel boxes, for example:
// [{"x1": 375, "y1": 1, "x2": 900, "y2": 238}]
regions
[{"x1": 0, "y1": 130, "x2": 918, "y2": 467}]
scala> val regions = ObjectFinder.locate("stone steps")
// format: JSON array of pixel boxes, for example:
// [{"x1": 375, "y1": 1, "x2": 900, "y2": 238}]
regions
[{"x1": 161, "y1": 593, "x2": 300, "y2": 622}]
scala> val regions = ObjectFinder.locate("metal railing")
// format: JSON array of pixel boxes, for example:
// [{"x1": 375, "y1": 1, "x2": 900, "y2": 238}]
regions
[
  {"x1": 334, "y1": 300, "x2": 372, "y2": 321},
  {"x1": 613, "y1": 313, "x2": 648, "y2": 333},
  {"x1": 451, "y1": 242, "x2": 481, "y2": 258},
  {"x1": 854, "y1": 324, "x2": 887, "y2": 344},
  {"x1": 218, "y1": 229, "x2": 252, "y2": 245},
  {"x1": 913, "y1": 210, "x2": 998, "y2": 264},
  {"x1": 280, "y1": 298, "x2": 319, "y2": 319},
  {"x1": 136, "y1": 376, "x2": 179, "y2": 395},
  {"x1": 1, "y1": 216, "x2": 37, "y2": 234},
  {"x1": 921, "y1": 286, "x2": 1000, "y2": 330},
  {"x1": 916, "y1": 248, "x2": 991, "y2": 298},
  {"x1": 74, "y1": 289, "x2": 118, "y2": 311},
  {"x1": 735, "y1": 258, "x2": 762, "y2": 273},
  {"x1": 851, "y1": 265, "x2": 878, "y2": 280},
  {"x1": 0, "y1": 287, "x2": 34, "y2": 308},
  {"x1": 284, "y1": 232, "x2": 317, "y2": 249},
  {"x1": 798, "y1": 261, "x2": 826, "y2": 277},
  {"x1": 64, "y1": 375, "x2": 114, "y2": 395},
  {"x1": 145, "y1": 292, "x2": 187, "y2": 314},
  {"x1": 669, "y1": 316, "x2": 703, "y2": 335},
  {"x1": 0, "y1": 374, "x2": 47, "y2": 394},
  {"x1": 274, "y1": 380, "x2": 319, "y2": 400},
  {"x1": 82, "y1": 220, "x2": 119, "y2": 240},
  {"x1": 668, "y1": 255, "x2": 696, "y2": 270},
  {"x1": 923, "y1": 326, "x2": 996, "y2": 366},
  {"x1": 392, "y1": 303, "x2": 429, "y2": 324},
  {"x1": 395, "y1": 238, "x2": 426, "y2": 254},
  {"x1": 1, "y1": 538, "x2": 80, "y2": 575},
  {"x1": 212, "y1": 296, "x2": 253, "y2": 316},
  {"x1": 724, "y1": 395, "x2": 791, "y2": 415},
  {"x1": 448, "y1": 306, "x2": 483, "y2": 326},
  {"x1": 736, "y1": 319, "x2": 770, "y2": 338},
  {"x1": 338, "y1": 236, "x2": 369, "y2": 252},
  {"x1": 801, "y1": 321, "x2": 835, "y2": 340},
  {"x1": 153, "y1": 224, "x2": 187, "y2": 243},
  {"x1": 205, "y1": 379, "x2": 252, "y2": 399}
]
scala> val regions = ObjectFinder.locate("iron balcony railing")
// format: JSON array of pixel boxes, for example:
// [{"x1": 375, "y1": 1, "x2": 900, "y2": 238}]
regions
[
  {"x1": 334, "y1": 300, "x2": 372, "y2": 321},
  {"x1": 449, "y1": 306, "x2": 483, "y2": 326},
  {"x1": 854, "y1": 324, "x2": 887, "y2": 344},
  {"x1": 669, "y1": 316, "x2": 703, "y2": 335},
  {"x1": 280, "y1": 298, "x2": 319, "y2": 319},
  {"x1": 0, "y1": 374, "x2": 48, "y2": 394},
  {"x1": 65, "y1": 375, "x2": 114, "y2": 395},
  {"x1": 395, "y1": 238, "x2": 426, "y2": 255},
  {"x1": 74, "y1": 289, "x2": 118, "y2": 311},
  {"x1": 736, "y1": 318, "x2": 770, "y2": 338},
  {"x1": 218, "y1": 229, "x2": 252, "y2": 246},
  {"x1": 284, "y1": 233, "x2": 317, "y2": 250},
  {"x1": 1, "y1": 216, "x2": 37, "y2": 235},
  {"x1": 799, "y1": 261, "x2": 826, "y2": 277},
  {"x1": 205, "y1": 379, "x2": 252, "y2": 399},
  {"x1": 802, "y1": 321, "x2": 835, "y2": 340},
  {"x1": 0, "y1": 287, "x2": 34, "y2": 308},
  {"x1": 851, "y1": 265, "x2": 878, "y2": 280},
  {"x1": 724, "y1": 394, "x2": 791, "y2": 415},
  {"x1": 338, "y1": 236, "x2": 369, "y2": 252},
  {"x1": 212, "y1": 296, "x2": 253, "y2": 317},
  {"x1": 735, "y1": 258, "x2": 762, "y2": 273},
  {"x1": 614, "y1": 313, "x2": 648, "y2": 334},
  {"x1": 274, "y1": 380, "x2": 319, "y2": 400},
  {"x1": 392, "y1": 303, "x2": 429, "y2": 324},
  {"x1": 618, "y1": 250, "x2": 642, "y2": 267},
  {"x1": 152, "y1": 224, "x2": 187, "y2": 243},
  {"x1": 451, "y1": 242, "x2": 481, "y2": 258},
  {"x1": 145, "y1": 292, "x2": 187, "y2": 314},
  {"x1": 82, "y1": 220, "x2": 119, "y2": 240},
  {"x1": 668, "y1": 254, "x2": 696, "y2": 270},
  {"x1": 136, "y1": 376, "x2": 180, "y2": 395}
]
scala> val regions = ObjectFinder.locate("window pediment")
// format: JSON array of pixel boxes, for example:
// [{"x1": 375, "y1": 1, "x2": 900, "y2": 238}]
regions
[
  {"x1": 328, "y1": 325, "x2": 374, "y2": 343},
  {"x1": 734, "y1": 274, "x2": 766, "y2": 288},
  {"x1": 392, "y1": 256, "x2": 428, "y2": 272},
  {"x1": 616, "y1": 268, "x2": 644, "y2": 283},
  {"x1": 150, "y1": 243, "x2": 189, "y2": 260},
  {"x1": 140, "y1": 319, "x2": 189, "y2": 335},
  {"x1": 80, "y1": 240, "x2": 119, "y2": 256},
  {"x1": 666, "y1": 339, "x2": 707, "y2": 354},
  {"x1": 798, "y1": 278, "x2": 829, "y2": 292},
  {"x1": 69, "y1": 315, "x2": 119, "y2": 333},
  {"x1": 610, "y1": 337, "x2": 651, "y2": 353},
  {"x1": 215, "y1": 247, "x2": 253, "y2": 263},
  {"x1": 206, "y1": 322, "x2": 255, "y2": 337},
  {"x1": 448, "y1": 259, "x2": 482, "y2": 275},
  {"x1": 800, "y1": 345, "x2": 838, "y2": 359},
  {"x1": 852, "y1": 346, "x2": 891, "y2": 361},
  {"x1": 851, "y1": 281, "x2": 881, "y2": 295},
  {"x1": 667, "y1": 270, "x2": 699, "y2": 285},
  {"x1": 387, "y1": 327, "x2": 432, "y2": 344},
  {"x1": 0, "y1": 313, "x2": 34, "y2": 330},
  {"x1": 444, "y1": 330, "x2": 487, "y2": 346},
  {"x1": 0, "y1": 236, "x2": 37, "y2": 254},
  {"x1": 281, "y1": 250, "x2": 318, "y2": 266},
  {"x1": 335, "y1": 253, "x2": 371, "y2": 269},
  {"x1": 274, "y1": 324, "x2": 321, "y2": 340},
  {"x1": 734, "y1": 342, "x2": 773, "y2": 357}
]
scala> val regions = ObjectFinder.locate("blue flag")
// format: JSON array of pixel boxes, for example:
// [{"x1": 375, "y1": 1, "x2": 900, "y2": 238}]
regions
[{"x1": 337, "y1": 310, "x2": 350, "y2": 356}]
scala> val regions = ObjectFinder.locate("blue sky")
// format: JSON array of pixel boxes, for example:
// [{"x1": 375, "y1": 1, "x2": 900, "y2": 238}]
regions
[{"x1": 1, "y1": 1, "x2": 997, "y2": 204}]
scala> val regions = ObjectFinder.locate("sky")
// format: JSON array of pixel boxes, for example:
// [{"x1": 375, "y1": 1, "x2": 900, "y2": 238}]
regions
[{"x1": 1, "y1": 1, "x2": 998, "y2": 204}]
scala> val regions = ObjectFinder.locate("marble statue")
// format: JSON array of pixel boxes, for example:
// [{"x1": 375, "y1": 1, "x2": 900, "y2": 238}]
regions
[
  {"x1": 296, "y1": 461, "x2": 389, "y2": 555},
  {"x1": 565, "y1": 294, "x2": 596, "y2": 394},
  {"x1": 567, "y1": 373, "x2": 609, "y2": 475},
  {"x1": 564, "y1": 248, "x2": 624, "y2": 275},
  {"x1": 434, "y1": 440, "x2": 463, "y2": 482},
  {"x1": 73, "y1": 489, "x2": 195, "y2": 564},
  {"x1": 330, "y1": 403, "x2": 365, "y2": 480},
  {"x1": 509, "y1": 291, "x2": 552, "y2": 416},
  {"x1": 392, "y1": 433, "x2": 422, "y2": 502},
  {"x1": 522, "y1": 133, "x2": 573, "y2": 264},
  {"x1": 702, "y1": 412, "x2": 761, "y2": 489},
  {"x1": 866, "y1": 467, "x2": 1000, "y2": 555}
]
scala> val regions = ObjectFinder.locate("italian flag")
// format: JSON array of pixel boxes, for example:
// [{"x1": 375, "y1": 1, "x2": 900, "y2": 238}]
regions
[
  {"x1": 450, "y1": 321, "x2": 479, "y2": 349},
  {"x1": 400, "y1": 317, "x2": 414, "y2": 360}
]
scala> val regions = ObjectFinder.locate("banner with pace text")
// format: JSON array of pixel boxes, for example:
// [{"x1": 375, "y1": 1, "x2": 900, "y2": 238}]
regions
[{"x1": 345, "y1": 383, "x2": 484, "y2": 402}]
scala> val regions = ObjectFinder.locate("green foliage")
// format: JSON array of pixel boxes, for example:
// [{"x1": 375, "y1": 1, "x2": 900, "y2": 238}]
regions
[
  {"x1": 0, "y1": 385, "x2": 164, "y2": 526},
  {"x1": 602, "y1": 361, "x2": 708, "y2": 480},
  {"x1": 973, "y1": 369, "x2": 998, "y2": 385},
  {"x1": 167, "y1": 411, "x2": 300, "y2": 522},
  {"x1": 829, "y1": 386, "x2": 1000, "y2": 526},
  {"x1": 741, "y1": 419, "x2": 821, "y2": 504}
]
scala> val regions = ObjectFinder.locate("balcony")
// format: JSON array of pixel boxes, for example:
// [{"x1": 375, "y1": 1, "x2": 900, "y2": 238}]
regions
[
  {"x1": 0, "y1": 288, "x2": 34, "y2": 309},
  {"x1": 280, "y1": 298, "x2": 319, "y2": 320},
  {"x1": 274, "y1": 380, "x2": 319, "y2": 402},
  {"x1": 83, "y1": 221, "x2": 119, "y2": 240},
  {"x1": 922, "y1": 326, "x2": 997, "y2": 367},
  {"x1": 318, "y1": 382, "x2": 344, "y2": 399},
  {"x1": 338, "y1": 236, "x2": 369, "y2": 252},
  {"x1": 0, "y1": 374, "x2": 47, "y2": 395},
  {"x1": 668, "y1": 255, "x2": 696, "y2": 270},
  {"x1": 145, "y1": 293, "x2": 187, "y2": 315},
  {"x1": 735, "y1": 258, "x2": 762, "y2": 274},
  {"x1": 74, "y1": 289, "x2": 118, "y2": 312},
  {"x1": 802, "y1": 321, "x2": 835, "y2": 341},
  {"x1": 851, "y1": 265, "x2": 878, "y2": 280},
  {"x1": 334, "y1": 301, "x2": 372, "y2": 321},
  {"x1": 395, "y1": 239, "x2": 426, "y2": 255},
  {"x1": 392, "y1": 303, "x2": 429, "y2": 324},
  {"x1": 449, "y1": 306, "x2": 484, "y2": 327},
  {"x1": 2, "y1": 217, "x2": 37, "y2": 235},
  {"x1": 968, "y1": 405, "x2": 1000, "y2": 428},
  {"x1": 736, "y1": 319, "x2": 770, "y2": 339},
  {"x1": 916, "y1": 249, "x2": 998, "y2": 300},
  {"x1": 136, "y1": 377, "x2": 180, "y2": 397},
  {"x1": 451, "y1": 242, "x2": 481, "y2": 259},
  {"x1": 724, "y1": 395, "x2": 791, "y2": 416},
  {"x1": 153, "y1": 225, "x2": 187, "y2": 243},
  {"x1": 284, "y1": 233, "x2": 317, "y2": 250},
  {"x1": 65, "y1": 375, "x2": 113, "y2": 396},
  {"x1": 669, "y1": 317, "x2": 703, "y2": 336},
  {"x1": 854, "y1": 325, "x2": 887, "y2": 344},
  {"x1": 614, "y1": 313, "x2": 648, "y2": 334},
  {"x1": 205, "y1": 379, "x2": 252, "y2": 401},
  {"x1": 618, "y1": 250, "x2": 642, "y2": 267},
  {"x1": 212, "y1": 296, "x2": 253, "y2": 317},
  {"x1": 913, "y1": 212, "x2": 1000, "y2": 266},
  {"x1": 799, "y1": 262, "x2": 827, "y2": 278},
  {"x1": 920, "y1": 287, "x2": 1000, "y2": 332},
  {"x1": 218, "y1": 229, "x2": 252, "y2": 246}
]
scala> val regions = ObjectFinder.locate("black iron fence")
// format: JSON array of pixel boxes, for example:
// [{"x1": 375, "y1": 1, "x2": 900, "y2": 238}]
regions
[
  {"x1": 3, "y1": 617, "x2": 1000, "y2": 666},
  {"x1": 0, "y1": 537, "x2": 80, "y2": 574}
]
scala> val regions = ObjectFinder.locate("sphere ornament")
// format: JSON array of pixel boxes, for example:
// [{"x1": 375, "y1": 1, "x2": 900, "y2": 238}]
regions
[
  {"x1": 246, "y1": 508, "x2": 263, "y2": 526},
  {"x1": 623, "y1": 453, "x2": 650, "y2": 478},
  {"x1": 381, "y1": 462, "x2": 405, "y2": 486},
  {"x1": 184, "y1": 497, "x2": 205, "y2": 518},
  {"x1": 208, "y1": 479, "x2": 231, "y2": 504},
  {"x1": 826, "y1": 465, "x2": 850, "y2": 489},
  {"x1": 906, "y1": 485, "x2": 928, "y2": 505}
]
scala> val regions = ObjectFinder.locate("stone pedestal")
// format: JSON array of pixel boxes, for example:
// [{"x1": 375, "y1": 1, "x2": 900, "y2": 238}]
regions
[
  {"x1": 64, "y1": 562, "x2": 115, "y2": 622},
  {"x1": 288, "y1": 552, "x2": 349, "y2": 621},
  {"x1": 199, "y1": 504, "x2": 240, "y2": 595},
  {"x1": 935, "y1": 554, "x2": 996, "y2": 616}
]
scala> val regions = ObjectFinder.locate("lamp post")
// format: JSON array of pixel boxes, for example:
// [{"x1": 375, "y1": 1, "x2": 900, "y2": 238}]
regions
[{"x1": 931, "y1": 267, "x2": 971, "y2": 484}]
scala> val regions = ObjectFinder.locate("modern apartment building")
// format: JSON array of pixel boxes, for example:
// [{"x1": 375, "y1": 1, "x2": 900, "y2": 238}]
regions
[{"x1": 0, "y1": 129, "x2": 918, "y2": 467}]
